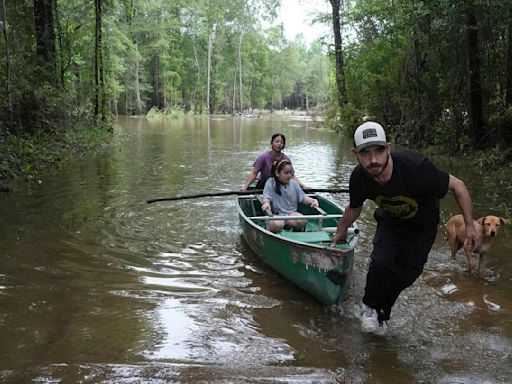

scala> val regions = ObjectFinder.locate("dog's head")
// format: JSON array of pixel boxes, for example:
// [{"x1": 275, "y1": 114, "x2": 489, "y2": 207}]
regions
[{"x1": 477, "y1": 216, "x2": 510, "y2": 238}]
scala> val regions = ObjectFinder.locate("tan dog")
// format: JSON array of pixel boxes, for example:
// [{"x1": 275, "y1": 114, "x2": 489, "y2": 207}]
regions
[{"x1": 445, "y1": 214, "x2": 509, "y2": 276}]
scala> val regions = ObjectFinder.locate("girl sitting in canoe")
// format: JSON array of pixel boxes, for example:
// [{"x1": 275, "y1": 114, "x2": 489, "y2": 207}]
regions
[
  {"x1": 242, "y1": 133, "x2": 304, "y2": 190},
  {"x1": 260, "y1": 160, "x2": 318, "y2": 233}
]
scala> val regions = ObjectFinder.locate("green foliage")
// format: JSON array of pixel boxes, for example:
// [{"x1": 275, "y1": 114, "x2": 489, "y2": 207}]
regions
[
  {"x1": 12, "y1": 0, "x2": 512, "y2": 153},
  {"x1": 496, "y1": 202, "x2": 512, "y2": 223},
  {"x1": 331, "y1": 0, "x2": 512, "y2": 150},
  {"x1": 470, "y1": 146, "x2": 512, "y2": 170},
  {"x1": 146, "y1": 106, "x2": 185, "y2": 119},
  {"x1": 146, "y1": 106, "x2": 160, "y2": 118},
  {"x1": 338, "y1": 102, "x2": 367, "y2": 134},
  {"x1": 487, "y1": 100, "x2": 512, "y2": 144},
  {"x1": 0, "y1": 122, "x2": 111, "y2": 183},
  {"x1": 1, "y1": 0, "x2": 330, "y2": 134}
]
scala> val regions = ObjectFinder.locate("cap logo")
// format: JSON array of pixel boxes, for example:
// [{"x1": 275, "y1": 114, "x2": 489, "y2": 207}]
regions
[{"x1": 362, "y1": 128, "x2": 377, "y2": 139}]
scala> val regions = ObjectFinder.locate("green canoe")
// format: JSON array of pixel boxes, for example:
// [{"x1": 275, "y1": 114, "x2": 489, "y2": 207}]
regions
[{"x1": 237, "y1": 194, "x2": 358, "y2": 305}]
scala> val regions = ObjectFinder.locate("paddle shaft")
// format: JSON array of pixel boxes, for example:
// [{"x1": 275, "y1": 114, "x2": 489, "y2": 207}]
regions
[{"x1": 146, "y1": 187, "x2": 349, "y2": 204}]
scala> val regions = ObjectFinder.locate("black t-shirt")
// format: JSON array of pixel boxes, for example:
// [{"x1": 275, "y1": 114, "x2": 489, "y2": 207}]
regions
[{"x1": 349, "y1": 149, "x2": 450, "y2": 227}]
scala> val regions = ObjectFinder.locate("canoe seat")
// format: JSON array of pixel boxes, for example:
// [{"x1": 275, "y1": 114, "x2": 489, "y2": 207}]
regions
[{"x1": 280, "y1": 231, "x2": 331, "y2": 243}]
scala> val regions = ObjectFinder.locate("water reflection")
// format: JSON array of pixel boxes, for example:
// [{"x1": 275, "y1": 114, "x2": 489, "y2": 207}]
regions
[{"x1": 0, "y1": 115, "x2": 511, "y2": 382}]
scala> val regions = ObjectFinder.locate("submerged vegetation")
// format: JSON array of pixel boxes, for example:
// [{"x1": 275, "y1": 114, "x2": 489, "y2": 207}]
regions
[{"x1": 146, "y1": 106, "x2": 185, "y2": 119}]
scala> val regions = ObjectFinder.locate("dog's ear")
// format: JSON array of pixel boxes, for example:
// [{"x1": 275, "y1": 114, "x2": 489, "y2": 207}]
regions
[
  {"x1": 500, "y1": 217, "x2": 510, "y2": 225},
  {"x1": 477, "y1": 217, "x2": 486, "y2": 225}
]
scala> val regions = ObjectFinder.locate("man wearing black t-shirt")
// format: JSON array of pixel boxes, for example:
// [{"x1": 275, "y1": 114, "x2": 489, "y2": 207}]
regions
[{"x1": 330, "y1": 121, "x2": 479, "y2": 335}]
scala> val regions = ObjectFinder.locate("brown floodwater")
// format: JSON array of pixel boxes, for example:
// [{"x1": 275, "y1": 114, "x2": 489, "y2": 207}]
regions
[{"x1": 0, "y1": 115, "x2": 511, "y2": 383}]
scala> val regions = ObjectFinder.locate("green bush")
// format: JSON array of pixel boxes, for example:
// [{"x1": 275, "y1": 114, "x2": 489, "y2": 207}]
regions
[
  {"x1": 146, "y1": 106, "x2": 185, "y2": 119},
  {"x1": 0, "y1": 122, "x2": 111, "y2": 185}
]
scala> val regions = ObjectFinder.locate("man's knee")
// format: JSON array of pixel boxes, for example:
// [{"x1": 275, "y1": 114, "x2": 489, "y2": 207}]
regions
[{"x1": 369, "y1": 255, "x2": 393, "y2": 271}]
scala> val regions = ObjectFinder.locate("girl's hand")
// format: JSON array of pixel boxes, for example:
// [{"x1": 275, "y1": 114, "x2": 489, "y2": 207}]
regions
[
  {"x1": 310, "y1": 199, "x2": 319, "y2": 208},
  {"x1": 261, "y1": 203, "x2": 273, "y2": 216}
]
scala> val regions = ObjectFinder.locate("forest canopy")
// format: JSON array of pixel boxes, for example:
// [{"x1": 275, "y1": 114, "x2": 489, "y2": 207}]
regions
[{"x1": 1, "y1": 0, "x2": 512, "y2": 153}]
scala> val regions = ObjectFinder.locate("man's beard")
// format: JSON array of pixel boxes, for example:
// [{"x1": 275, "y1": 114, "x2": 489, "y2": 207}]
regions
[{"x1": 367, "y1": 153, "x2": 390, "y2": 178}]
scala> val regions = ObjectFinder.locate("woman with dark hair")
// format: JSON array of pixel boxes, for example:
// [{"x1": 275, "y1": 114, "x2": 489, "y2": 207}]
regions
[{"x1": 242, "y1": 133, "x2": 297, "y2": 190}]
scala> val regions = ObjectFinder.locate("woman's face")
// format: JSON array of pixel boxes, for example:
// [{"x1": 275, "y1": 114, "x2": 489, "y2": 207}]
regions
[
  {"x1": 271, "y1": 136, "x2": 285, "y2": 152},
  {"x1": 276, "y1": 164, "x2": 294, "y2": 185}
]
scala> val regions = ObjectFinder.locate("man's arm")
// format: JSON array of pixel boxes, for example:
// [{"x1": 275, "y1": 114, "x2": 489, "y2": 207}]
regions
[
  {"x1": 330, "y1": 205, "x2": 362, "y2": 248},
  {"x1": 448, "y1": 174, "x2": 479, "y2": 252}
]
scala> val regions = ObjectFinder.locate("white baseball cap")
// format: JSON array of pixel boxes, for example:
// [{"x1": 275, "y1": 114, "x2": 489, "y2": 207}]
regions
[{"x1": 353, "y1": 121, "x2": 388, "y2": 152}]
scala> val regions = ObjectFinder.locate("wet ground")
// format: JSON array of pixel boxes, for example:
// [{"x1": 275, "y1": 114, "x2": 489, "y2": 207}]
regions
[{"x1": 0, "y1": 115, "x2": 511, "y2": 383}]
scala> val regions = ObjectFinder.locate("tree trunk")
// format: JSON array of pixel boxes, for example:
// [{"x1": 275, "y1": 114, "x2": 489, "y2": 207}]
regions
[
  {"x1": 464, "y1": 2, "x2": 485, "y2": 148},
  {"x1": 207, "y1": 26, "x2": 215, "y2": 114},
  {"x1": 134, "y1": 48, "x2": 142, "y2": 115},
  {"x1": 248, "y1": 77, "x2": 253, "y2": 112},
  {"x1": 329, "y1": 0, "x2": 347, "y2": 106},
  {"x1": 238, "y1": 33, "x2": 243, "y2": 112},
  {"x1": 506, "y1": 6, "x2": 512, "y2": 106},
  {"x1": 305, "y1": 87, "x2": 309, "y2": 113},
  {"x1": 191, "y1": 33, "x2": 201, "y2": 112},
  {"x1": 125, "y1": 72, "x2": 130, "y2": 114},
  {"x1": 160, "y1": 6, "x2": 167, "y2": 108},
  {"x1": 33, "y1": 0, "x2": 56, "y2": 81},
  {"x1": 98, "y1": 2, "x2": 105, "y2": 120},
  {"x1": 94, "y1": 0, "x2": 105, "y2": 119},
  {"x1": 53, "y1": 0, "x2": 64, "y2": 86},
  {"x1": 232, "y1": 70, "x2": 236, "y2": 114},
  {"x1": 271, "y1": 74, "x2": 276, "y2": 114},
  {"x1": 1, "y1": 0, "x2": 13, "y2": 133},
  {"x1": 151, "y1": 56, "x2": 161, "y2": 108},
  {"x1": 94, "y1": 0, "x2": 100, "y2": 117},
  {"x1": 412, "y1": 36, "x2": 424, "y2": 143},
  {"x1": 125, "y1": 1, "x2": 142, "y2": 115}
]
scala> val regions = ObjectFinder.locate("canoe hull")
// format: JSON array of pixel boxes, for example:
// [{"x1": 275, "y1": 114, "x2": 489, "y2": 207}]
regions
[{"x1": 237, "y1": 195, "x2": 357, "y2": 305}]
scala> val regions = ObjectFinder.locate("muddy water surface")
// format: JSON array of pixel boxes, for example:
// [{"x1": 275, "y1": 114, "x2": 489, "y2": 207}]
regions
[{"x1": 0, "y1": 116, "x2": 511, "y2": 383}]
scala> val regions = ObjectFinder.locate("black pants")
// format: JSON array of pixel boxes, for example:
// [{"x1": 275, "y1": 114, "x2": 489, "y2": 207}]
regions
[{"x1": 363, "y1": 210, "x2": 438, "y2": 323}]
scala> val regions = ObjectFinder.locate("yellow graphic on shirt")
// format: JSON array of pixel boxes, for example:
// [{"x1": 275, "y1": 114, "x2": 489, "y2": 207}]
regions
[{"x1": 375, "y1": 195, "x2": 418, "y2": 219}]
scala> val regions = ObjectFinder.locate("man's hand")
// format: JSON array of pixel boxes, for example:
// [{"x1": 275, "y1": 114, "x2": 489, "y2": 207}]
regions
[
  {"x1": 464, "y1": 221, "x2": 480, "y2": 253},
  {"x1": 330, "y1": 227, "x2": 347, "y2": 248},
  {"x1": 329, "y1": 205, "x2": 361, "y2": 248}
]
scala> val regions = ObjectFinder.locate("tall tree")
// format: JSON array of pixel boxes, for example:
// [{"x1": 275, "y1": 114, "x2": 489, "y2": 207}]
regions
[
  {"x1": 0, "y1": 0, "x2": 12, "y2": 132},
  {"x1": 506, "y1": 6, "x2": 512, "y2": 106},
  {"x1": 329, "y1": 0, "x2": 347, "y2": 106},
  {"x1": 206, "y1": 23, "x2": 215, "y2": 114},
  {"x1": 304, "y1": 42, "x2": 329, "y2": 112},
  {"x1": 123, "y1": 0, "x2": 144, "y2": 115},
  {"x1": 33, "y1": 0, "x2": 56, "y2": 81},
  {"x1": 464, "y1": 1, "x2": 485, "y2": 148},
  {"x1": 94, "y1": 0, "x2": 105, "y2": 119}
]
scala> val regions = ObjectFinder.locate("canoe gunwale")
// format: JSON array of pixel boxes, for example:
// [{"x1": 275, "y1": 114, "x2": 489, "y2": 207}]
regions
[{"x1": 237, "y1": 194, "x2": 357, "y2": 255}]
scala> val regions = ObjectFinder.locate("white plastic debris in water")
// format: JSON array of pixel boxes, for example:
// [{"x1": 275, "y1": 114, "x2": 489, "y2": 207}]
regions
[
  {"x1": 441, "y1": 283, "x2": 458, "y2": 295},
  {"x1": 483, "y1": 295, "x2": 501, "y2": 312}
]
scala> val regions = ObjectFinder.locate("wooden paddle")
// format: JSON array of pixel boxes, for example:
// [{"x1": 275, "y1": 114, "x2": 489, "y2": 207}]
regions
[{"x1": 146, "y1": 187, "x2": 349, "y2": 204}]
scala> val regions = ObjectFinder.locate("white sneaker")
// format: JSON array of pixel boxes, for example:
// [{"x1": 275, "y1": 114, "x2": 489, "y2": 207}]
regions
[
  {"x1": 359, "y1": 304, "x2": 379, "y2": 333},
  {"x1": 373, "y1": 321, "x2": 387, "y2": 336}
]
